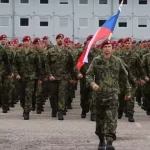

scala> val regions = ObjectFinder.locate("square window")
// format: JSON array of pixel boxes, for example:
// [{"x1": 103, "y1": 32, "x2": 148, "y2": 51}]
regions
[
  {"x1": 0, "y1": 17, "x2": 9, "y2": 26},
  {"x1": 138, "y1": 18, "x2": 147, "y2": 27},
  {"x1": 40, "y1": 0, "x2": 48, "y2": 4},
  {"x1": 99, "y1": 0, "x2": 107, "y2": 4},
  {"x1": 118, "y1": 18, "x2": 127, "y2": 27},
  {"x1": 60, "y1": 0, "x2": 68, "y2": 4},
  {"x1": 20, "y1": 18, "x2": 29, "y2": 26},
  {"x1": 0, "y1": 0, "x2": 9, "y2": 3},
  {"x1": 40, "y1": 18, "x2": 48, "y2": 26},
  {"x1": 119, "y1": 22, "x2": 127, "y2": 27},
  {"x1": 139, "y1": 0, "x2": 147, "y2": 4},
  {"x1": 99, "y1": 20, "x2": 106, "y2": 27},
  {"x1": 119, "y1": 0, "x2": 127, "y2": 4},
  {"x1": 79, "y1": 18, "x2": 88, "y2": 27},
  {"x1": 79, "y1": 0, "x2": 88, "y2": 4},
  {"x1": 20, "y1": 0, "x2": 29, "y2": 3},
  {"x1": 59, "y1": 18, "x2": 68, "y2": 27}
]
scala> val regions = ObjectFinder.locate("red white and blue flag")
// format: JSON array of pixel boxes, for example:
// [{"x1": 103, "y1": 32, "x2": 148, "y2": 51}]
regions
[{"x1": 77, "y1": 1, "x2": 123, "y2": 70}]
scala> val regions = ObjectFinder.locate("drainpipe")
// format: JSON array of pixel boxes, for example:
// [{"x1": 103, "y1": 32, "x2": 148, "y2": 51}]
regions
[
  {"x1": 12, "y1": 0, "x2": 15, "y2": 39},
  {"x1": 72, "y1": 0, "x2": 75, "y2": 42}
]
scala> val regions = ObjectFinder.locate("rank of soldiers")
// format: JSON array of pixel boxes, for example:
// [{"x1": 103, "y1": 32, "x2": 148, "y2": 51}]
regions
[{"x1": 0, "y1": 33, "x2": 150, "y2": 150}]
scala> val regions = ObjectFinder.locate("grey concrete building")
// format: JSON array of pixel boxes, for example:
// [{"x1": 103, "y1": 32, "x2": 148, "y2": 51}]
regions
[{"x1": 0, "y1": 0, "x2": 149, "y2": 43}]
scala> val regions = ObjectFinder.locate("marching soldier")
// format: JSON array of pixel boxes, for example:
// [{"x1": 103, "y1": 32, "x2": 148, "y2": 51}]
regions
[{"x1": 86, "y1": 39, "x2": 131, "y2": 150}]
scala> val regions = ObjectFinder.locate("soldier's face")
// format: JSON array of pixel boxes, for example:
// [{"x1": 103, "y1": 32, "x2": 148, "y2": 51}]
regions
[
  {"x1": 23, "y1": 40, "x2": 31, "y2": 47},
  {"x1": 124, "y1": 41, "x2": 132, "y2": 49},
  {"x1": 1, "y1": 38, "x2": 8, "y2": 45},
  {"x1": 102, "y1": 44, "x2": 113, "y2": 58},
  {"x1": 56, "y1": 37, "x2": 64, "y2": 46}
]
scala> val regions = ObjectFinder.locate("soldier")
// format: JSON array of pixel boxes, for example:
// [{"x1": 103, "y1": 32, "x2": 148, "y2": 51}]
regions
[
  {"x1": 86, "y1": 39, "x2": 131, "y2": 150},
  {"x1": 0, "y1": 35, "x2": 12, "y2": 111},
  {"x1": 79, "y1": 35, "x2": 98, "y2": 119},
  {"x1": 32, "y1": 38, "x2": 50, "y2": 114},
  {"x1": 14, "y1": 36, "x2": 41, "y2": 120},
  {"x1": 0, "y1": 35, "x2": 14, "y2": 113},
  {"x1": 142, "y1": 53, "x2": 150, "y2": 115},
  {"x1": 117, "y1": 37, "x2": 148, "y2": 122},
  {"x1": 47, "y1": 33, "x2": 82, "y2": 120}
]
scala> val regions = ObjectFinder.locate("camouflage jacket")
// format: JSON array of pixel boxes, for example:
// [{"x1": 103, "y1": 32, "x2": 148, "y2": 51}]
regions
[
  {"x1": 35, "y1": 49, "x2": 50, "y2": 80},
  {"x1": 142, "y1": 53, "x2": 150, "y2": 93},
  {"x1": 14, "y1": 48, "x2": 41, "y2": 80},
  {"x1": 86, "y1": 55, "x2": 131, "y2": 97},
  {"x1": 2, "y1": 46, "x2": 14, "y2": 75},
  {"x1": 0, "y1": 45, "x2": 11, "y2": 77},
  {"x1": 118, "y1": 49, "x2": 146, "y2": 80},
  {"x1": 47, "y1": 46, "x2": 78, "y2": 80}
]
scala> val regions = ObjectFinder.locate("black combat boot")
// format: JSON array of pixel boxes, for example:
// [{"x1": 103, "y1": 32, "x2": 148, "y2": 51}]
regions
[
  {"x1": 146, "y1": 110, "x2": 150, "y2": 116},
  {"x1": 81, "y1": 110, "x2": 86, "y2": 118},
  {"x1": 24, "y1": 112, "x2": 29, "y2": 120},
  {"x1": 2, "y1": 109, "x2": 7, "y2": 113},
  {"x1": 67, "y1": 103, "x2": 72, "y2": 109},
  {"x1": 90, "y1": 113, "x2": 96, "y2": 121},
  {"x1": 98, "y1": 139, "x2": 105, "y2": 150},
  {"x1": 52, "y1": 110, "x2": 57, "y2": 117},
  {"x1": 58, "y1": 112, "x2": 64, "y2": 120},
  {"x1": 106, "y1": 141, "x2": 115, "y2": 150},
  {"x1": 128, "y1": 115, "x2": 135, "y2": 122}
]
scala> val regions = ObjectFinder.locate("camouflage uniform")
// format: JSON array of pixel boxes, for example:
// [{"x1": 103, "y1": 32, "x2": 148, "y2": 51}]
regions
[
  {"x1": 47, "y1": 46, "x2": 77, "y2": 118},
  {"x1": 0, "y1": 45, "x2": 11, "y2": 111},
  {"x1": 35, "y1": 48, "x2": 50, "y2": 113},
  {"x1": 142, "y1": 53, "x2": 150, "y2": 115},
  {"x1": 118, "y1": 49, "x2": 146, "y2": 118},
  {"x1": 79, "y1": 47, "x2": 97, "y2": 116},
  {"x1": 86, "y1": 55, "x2": 131, "y2": 142},
  {"x1": 14, "y1": 48, "x2": 41, "y2": 116}
]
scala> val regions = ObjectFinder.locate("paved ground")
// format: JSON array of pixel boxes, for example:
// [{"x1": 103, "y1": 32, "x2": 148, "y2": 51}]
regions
[{"x1": 0, "y1": 91, "x2": 150, "y2": 150}]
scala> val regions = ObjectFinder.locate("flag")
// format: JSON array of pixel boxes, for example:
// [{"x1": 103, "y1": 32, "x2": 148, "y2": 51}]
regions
[{"x1": 77, "y1": 1, "x2": 123, "y2": 70}]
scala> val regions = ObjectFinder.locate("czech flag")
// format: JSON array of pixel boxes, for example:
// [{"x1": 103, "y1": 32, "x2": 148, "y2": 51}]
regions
[{"x1": 77, "y1": 1, "x2": 123, "y2": 70}]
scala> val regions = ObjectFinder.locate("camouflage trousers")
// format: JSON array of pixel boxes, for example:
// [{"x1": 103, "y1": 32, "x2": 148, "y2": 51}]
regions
[
  {"x1": 19, "y1": 79, "x2": 35, "y2": 112},
  {"x1": 118, "y1": 88, "x2": 135, "y2": 116},
  {"x1": 36, "y1": 80, "x2": 47, "y2": 109},
  {"x1": 95, "y1": 93, "x2": 118, "y2": 142},
  {"x1": 49, "y1": 80, "x2": 69, "y2": 112},
  {"x1": 135, "y1": 84, "x2": 142, "y2": 104},
  {"x1": 0, "y1": 77, "x2": 3, "y2": 108},
  {"x1": 89, "y1": 90, "x2": 96, "y2": 115},
  {"x1": 67, "y1": 82, "x2": 76, "y2": 106},
  {"x1": 80, "y1": 78, "x2": 90, "y2": 113},
  {"x1": 2, "y1": 76, "x2": 13, "y2": 110}
]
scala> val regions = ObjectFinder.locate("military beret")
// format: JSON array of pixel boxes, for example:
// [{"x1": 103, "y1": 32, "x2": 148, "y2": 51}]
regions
[
  {"x1": 123, "y1": 37, "x2": 132, "y2": 43},
  {"x1": 0, "y1": 34, "x2": 7, "y2": 40},
  {"x1": 18, "y1": 43, "x2": 23, "y2": 47},
  {"x1": 6, "y1": 41, "x2": 13, "y2": 46},
  {"x1": 132, "y1": 40, "x2": 136, "y2": 44},
  {"x1": 64, "y1": 37, "x2": 70, "y2": 43},
  {"x1": 117, "y1": 38, "x2": 124, "y2": 44},
  {"x1": 56, "y1": 33, "x2": 64, "y2": 39},
  {"x1": 22, "y1": 36, "x2": 31, "y2": 42},
  {"x1": 101, "y1": 39, "x2": 112, "y2": 49},
  {"x1": 33, "y1": 38, "x2": 40, "y2": 44},
  {"x1": 87, "y1": 35, "x2": 93, "y2": 41},
  {"x1": 43, "y1": 36, "x2": 49, "y2": 40},
  {"x1": 13, "y1": 38, "x2": 19, "y2": 44}
]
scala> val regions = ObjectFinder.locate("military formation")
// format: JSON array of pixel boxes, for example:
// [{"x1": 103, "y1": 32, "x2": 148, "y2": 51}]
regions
[{"x1": 0, "y1": 33, "x2": 150, "y2": 150}]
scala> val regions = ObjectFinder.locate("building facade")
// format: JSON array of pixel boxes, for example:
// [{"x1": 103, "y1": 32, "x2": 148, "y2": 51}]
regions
[{"x1": 0, "y1": 0, "x2": 149, "y2": 43}]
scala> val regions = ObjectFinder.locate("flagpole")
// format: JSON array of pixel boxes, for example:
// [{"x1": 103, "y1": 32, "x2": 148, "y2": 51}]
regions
[{"x1": 108, "y1": 0, "x2": 124, "y2": 40}]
